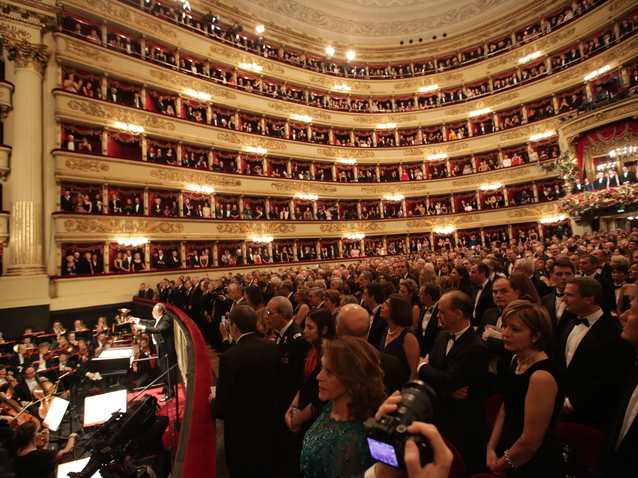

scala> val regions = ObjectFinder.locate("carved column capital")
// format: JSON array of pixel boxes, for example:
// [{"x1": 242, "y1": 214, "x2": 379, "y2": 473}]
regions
[{"x1": 4, "y1": 38, "x2": 49, "y2": 75}]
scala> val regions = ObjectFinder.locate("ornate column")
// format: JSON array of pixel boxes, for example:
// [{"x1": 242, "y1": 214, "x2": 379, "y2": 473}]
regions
[{"x1": 5, "y1": 39, "x2": 49, "y2": 276}]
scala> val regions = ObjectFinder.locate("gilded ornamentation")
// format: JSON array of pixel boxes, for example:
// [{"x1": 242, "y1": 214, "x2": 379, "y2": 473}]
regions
[
  {"x1": 79, "y1": 0, "x2": 116, "y2": 14},
  {"x1": 319, "y1": 223, "x2": 386, "y2": 233},
  {"x1": 407, "y1": 215, "x2": 480, "y2": 228},
  {"x1": 561, "y1": 99, "x2": 638, "y2": 140},
  {"x1": 216, "y1": 223, "x2": 296, "y2": 234},
  {"x1": 499, "y1": 119, "x2": 560, "y2": 141},
  {"x1": 64, "y1": 39, "x2": 112, "y2": 63},
  {"x1": 354, "y1": 114, "x2": 417, "y2": 125},
  {"x1": 150, "y1": 169, "x2": 241, "y2": 187},
  {"x1": 149, "y1": 69, "x2": 236, "y2": 100},
  {"x1": 217, "y1": 132, "x2": 287, "y2": 151},
  {"x1": 3, "y1": 36, "x2": 48, "y2": 75},
  {"x1": 394, "y1": 72, "x2": 464, "y2": 90},
  {"x1": 308, "y1": 75, "x2": 370, "y2": 90},
  {"x1": 506, "y1": 204, "x2": 558, "y2": 218},
  {"x1": 316, "y1": 148, "x2": 375, "y2": 159},
  {"x1": 267, "y1": 102, "x2": 331, "y2": 120},
  {"x1": 610, "y1": 0, "x2": 636, "y2": 11},
  {"x1": 67, "y1": 99, "x2": 176, "y2": 131},
  {"x1": 360, "y1": 184, "x2": 426, "y2": 194},
  {"x1": 406, "y1": 143, "x2": 469, "y2": 156},
  {"x1": 65, "y1": 158, "x2": 110, "y2": 173},
  {"x1": 270, "y1": 181, "x2": 338, "y2": 194},
  {"x1": 451, "y1": 168, "x2": 531, "y2": 186},
  {"x1": 445, "y1": 93, "x2": 519, "y2": 116},
  {"x1": 589, "y1": 135, "x2": 638, "y2": 156},
  {"x1": 63, "y1": 219, "x2": 185, "y2": 234}
]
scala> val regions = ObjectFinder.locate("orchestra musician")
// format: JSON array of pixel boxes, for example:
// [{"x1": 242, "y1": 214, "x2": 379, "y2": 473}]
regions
[
  {"x1": 31, "y1": 343, "x2": 55, "y2": 373},
  {"x1": 49, "y1": 321, "x2": 66, "y2": 338},
  {"x1": 9, "y1": 344, "x2": 32, "y2": 375},
  {"x1": 131, "y1": 335, "x2": 156, "y2": 389}
]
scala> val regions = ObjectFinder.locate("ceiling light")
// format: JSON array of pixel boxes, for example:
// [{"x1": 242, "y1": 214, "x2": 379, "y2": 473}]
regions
[
  {"x1": 292, "y1": 114, "x2": 313, "y2": 123},
  {"x1": 333, "y1": 83, "x2": 351, "y2": 91},
  {"x1": 346, "y1": 233, "x2": 365, "y2": 240},
  {"x1": 346, "y1": 51, "x2": 356, "y2": 61},
  {"x1": 246, "y1": 146, "x2": 268, "y2": 154},
  {"x1": 252, "y1": 235, "x2": 273, "y2": 243},
  {"x1": 385, "y1": 195, "x2": 404, "y2": 201},
  {"x1": 518, "y1": 51, "x2": 542, "y2": 64},
  {"x1": 609, "y1": 146, "x2": 638, "y2": 160},
  {"x1": 427, "y1": 153, "x2": 447, "y2": 160},
  {"x1": 540, "y1": 216, "x2": 566, "y2": 224},
  {"x1": 190, "y1": 185, "x2": 215, "y2": 194},
  {"x1": 529, "y1": 131, "x2": 556, "y2": 141},
  {"x1": 117, "y1": 236, "x2": 149, "y2": 247},
  {"x1": 469, "y1": 108, "x2": 491, "y2": 117},
  {"x1": 256, "y1": 25, "x2": 265, "y2": 34},
  {"x1": 325, "y1": 45, "x2": 335, "y2": 56},
  {"x1": 584, "y1": 65, "x2": 611, "y2": 81},
  {"x1": 114, "y1": 122, "x2": 144, "y2": 134},
  {"x1": 480, "y1": 183, "x2": 502, "y2": 190},
  {"x1": 377, "y1": 123, "x2": 397, "y2": 129},
  {"x1": 419, "y1": 85, "x2": 438, "y2": 93},
  {"x1": 185, "y1": 89, "x2": 211, "y2": 101},
  {"x1": 240, "y1": 62, "x2": 263, "y2": 72},
  {"x1": 297, "y1": 193, "x2": 318, "y2": 200},
  {"x1": 338, "y1": 158, "x2": 357, "y2": 165},
  {"x1": 434, "y1": 227, "x2": 455, "y2": 235}
]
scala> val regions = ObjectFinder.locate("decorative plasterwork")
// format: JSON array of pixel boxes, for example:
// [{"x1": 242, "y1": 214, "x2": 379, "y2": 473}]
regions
[
  {"x1": 394, "y1": 73, "x2": 464, "y2": 90},
  {"x1": 63, "y1": 219, "x2": 185, "y2": 234},
  {"x1": 210, "y1": 44, "x2": 285, "y2": 75},
  {"x1": 407, "y1": 215, "x2": 480, "y2": 228},
  {"x1": 150, "y1": 169, "x2": 242, "y2": 188},
  {"x1": 271, "y1": 181, "x2": 338, "y2": 194},
  {"x1": 498, "y1": 119, "x2": 560, "y2": 142},
  {"x1": 216, "y1": 132, "x2": 287, "y2": 151},
  {"x1": 560, "y1": 97, "x2": 638, "y2": 142},
  {"x1": 317, "y1": 148, "x2": 375, "y2": 159},
  {"x1": 216, "y1": 223, "x2": 297, "y2": 234},
  {"x1": 0, "y1": 145, "x2": 10, "y2": 181},
  {"x1": 505, "y1": 204, "x2": 558, "y2": 218},
  {"x1": 0, "y1": 25, "x2": 48, "y2": 75},
  {"x1": 403, "y1": 143, "x2": 469, "y2": 157},
  {"x1": 68, "y1": 100, "x2": 176, "y2": 131},
  {"x1": 319, "y1": 223, "x2": 386, "y2": 233},
  {"x1": 451, "y1": 168, "x2": 531, "y2": 186},
  {"x1": 64, "y1": 39, "x2": 112, "y2": 63},
  {"x1": 308, "y1": 75, "x2": 370, "y2": 91},
  {"x1": 360, "y1": 184, "x2": 426, "y2": 194},
  {"x1": 354, "y1": 114, "x2": 417, "y2": 125},
  {"x1": 589, "y1": 135, "x2": 638, "y2": 157},
  {"x1": 150, "y1": 69, "x2": 237, "y2": 100},
  {"x1": 267, "y1": 102, "x2": 332, "y2": 120},
  {"x1": 65, "y1": 158, "x2": 110, "y2": 173},
  {"x1": 444, "y1": 93, "x2": 519, "y2": 116}
]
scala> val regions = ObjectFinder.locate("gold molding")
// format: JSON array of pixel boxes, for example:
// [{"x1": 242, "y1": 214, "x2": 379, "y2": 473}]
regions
[
  {"x1": 505, "y1": 204, "x2": 558, "y2": 218},
  {"x1": 403, "y1": 142, "x2": 470, "y2": 157},
  {"x1": 210, "y1": 45, "x2": 285, "y2": 75},
  {"x1": 65, "y1": 158, "x2": 110, "y2": 173},
  {"x1": 407, "y1": 215, "x2": 480, "y2": 227},
  {"x1": 1, "y1": 28, "x2": 48, "y2": 74},
  {"x1": 316, "y1": 148, "x2": 375, "y2": 159},
  {"x1": 216, "y1": 132, "x2": 287, "y2": 151},
  {"x1": 64, "y1": 39, "x2": 112, "y2": 64},
  {"x1": 67, "y1": 99, "x2": 176, "y2": 131},
  {"x1": 560, "y1": 97, "x2": 638, "y2": 141},
  {"x1": 267, "y1": 101, "x2": 331, "y2": 120},
  {"x1": 498, "y1": 119, "x2": 560, "y2": 141},
  {"x1": 270, "y1": 181, "x2": 338, "y2": 194},
  {"x1": 451, "y1": 168, "x2": 531, "y2": 186},
  {"x1": 149, "y1": 69, "x2": 237, "y2": 100},
  {"x1": 319, "y1": 223, "x2": 386, "y2": 233},
  {"x1": 445, "y1": 93, "x2": 520, "y2": 116},
  {"x1": 394, "y1": 72, "x2": 464, "y2": 90},
  {"x1": 308, "y1": 75, "x2": 370, "y2": 90},
  {"x1": 63, "y1": 218, "x2": 185, "y2": 234},
  {"x1": 216, "y1": 223, "x2": 296, "y2": 234},
  {"x1": 360, "y1": 184, "x2": 426, "y2": 194},
  {"x1": 589, "y1": 135, "x2": 638, "y2": 157},
  {"x1": 150, "y1": 169, "x2": 242, "y2": 187},
  {"x1": 354, "y1": 114, "x2": 417, "y2": 125}
]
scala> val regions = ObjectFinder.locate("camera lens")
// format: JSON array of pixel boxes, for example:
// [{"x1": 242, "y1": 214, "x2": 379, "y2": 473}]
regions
[{"x1": 396, "y1": 380, "x2": 436, "y2": 425}]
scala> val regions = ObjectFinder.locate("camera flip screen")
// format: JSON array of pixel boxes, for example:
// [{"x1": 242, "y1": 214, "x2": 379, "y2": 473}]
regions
[{"x1": 367, "y1": 437, "x2": 399, "y2": 468}]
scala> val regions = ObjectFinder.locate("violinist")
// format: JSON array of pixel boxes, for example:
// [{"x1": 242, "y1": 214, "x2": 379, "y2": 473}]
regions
[
  {"x1": 32, "y1": 343, "x2": 54, "y2": 372},
  {"x1": 90, "y1": 330, "x2": 108, "y2": 356},
  {"x1": 14, "y1": 421, "x2": 78, "y2": 478},
  {"x1": 55, "y1": 351, "x2": 77, "y2": 392},
  {"x1": 9, "y1": 344, "x2": 32, "y2": 375},
  {"x1": 52, "y1": 334, "x2": 74, "y2": 354},
  {"x1": 67, "y1": 331, "x2": 77, "y2": 347},
  {"x1": 0, "y1": 365, "x2": 17, "y2": 393},
  {"x1": 11, "y1": 366, "x2": 45, "y2": 417},
  {"x1": 76, "y1": 339, "x2": 91, "y2": 360}
]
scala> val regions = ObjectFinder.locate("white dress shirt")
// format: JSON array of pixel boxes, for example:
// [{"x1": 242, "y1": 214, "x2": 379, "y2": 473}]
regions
[
  {"x1": 618, "y1": 382, "x2": 638, "y2": 449},
  {"x1": 565, "y1": 308, "x2": 603, "y2": 367},
  {"x1": 420, "y1": 302, "x2": 438, "y2": 337}
]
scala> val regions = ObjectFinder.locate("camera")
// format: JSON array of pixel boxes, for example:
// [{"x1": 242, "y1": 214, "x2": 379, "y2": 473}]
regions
[{"x1": 364, "y1": 380, "x2": 437, "y2": 471}]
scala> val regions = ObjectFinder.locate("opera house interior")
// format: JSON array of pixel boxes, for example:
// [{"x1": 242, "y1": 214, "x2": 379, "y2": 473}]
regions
[{"x1": 0, "y1": 0, "x2": 638, "y2": 476}]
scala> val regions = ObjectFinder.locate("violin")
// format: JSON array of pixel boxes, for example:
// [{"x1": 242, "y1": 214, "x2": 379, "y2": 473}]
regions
[
  {"x1": 0, "y1": 389, "x2": 41, "y2": 429},
  {"x1": 32, "y1": 371, "x2": 56, "y2": 420}
]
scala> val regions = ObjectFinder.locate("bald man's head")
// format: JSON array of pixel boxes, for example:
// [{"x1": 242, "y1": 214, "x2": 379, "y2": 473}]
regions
[{"x1": 336, "y1": 304, "x2": 370, "y2": 339}]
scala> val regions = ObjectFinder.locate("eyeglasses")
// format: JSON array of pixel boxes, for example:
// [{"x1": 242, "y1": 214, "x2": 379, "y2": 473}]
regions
[{"x1": 266, "y1": 310, "x2": 278, "y2": 316}]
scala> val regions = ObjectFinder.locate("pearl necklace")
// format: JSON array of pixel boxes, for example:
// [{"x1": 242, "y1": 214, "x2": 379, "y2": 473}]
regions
[
  {"x1": 387, "y1": 326, "x2": 401, "y2": 336},
  {"x1": 516, "y1": 351, "x2": 538, "y2": 372}
]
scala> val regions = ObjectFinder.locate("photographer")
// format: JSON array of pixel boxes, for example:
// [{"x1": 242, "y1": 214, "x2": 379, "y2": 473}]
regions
[{"x1": 364, "y1": 391, "x2": 453, "y2": 478}]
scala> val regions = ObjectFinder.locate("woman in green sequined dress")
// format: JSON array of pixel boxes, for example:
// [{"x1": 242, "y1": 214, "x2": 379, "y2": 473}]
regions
[{"x1": 300, "y1": 336, "x2": 386, "y2": 478}]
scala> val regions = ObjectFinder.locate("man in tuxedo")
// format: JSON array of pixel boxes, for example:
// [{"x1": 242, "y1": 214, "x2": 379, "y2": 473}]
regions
[
  {"x1": 557, "y1": 277, "x2": 635, "y2": 430},
  {"x1": 418, "y1": 290, "x2": 489, "y2": 475},
  {"x1": 541, "y1": 258, "x2": 577, "y2": 354},
  {"x1": 131, "y1": 303, "x2": 177, "y2": 400},
  {"x1": 620, "y1": 165, "x2": 637, "y2": 185},
  {"x1": 591, "y1": 248, "x2": 613, "y2": 282},
  {"x1": 337, "y1": 304, "x2": 405, "y2": 393},
  {"x1": 109, "y1": 194, "x2": 122, "y2": 214},
  {"x1": 308, "y1": 288, "x2": 324, "y2": 310},
  {"x1": 579, "y1": 254, "x2": 615, "y2": 313},
  {"x1": 265, "y1": 296, "x2": 309, "y2": 477},
  {"x1": 593, "y1": 171, "x2": 608, "y2": 190},
  {"x1": 363, "y1": 283, "x2": 386, "y2": 349},
  {"x1": 8, "y1": 344, "x2": 32, "y2": 375},
  {"x1": 392, "y1": 260, "x2": 418, "y2": 287},
  {"x1": 10, "y1": 366, "x2": 44, "y2": 417},
  {"x1": 131, "y1": 91, "x2": 143, "y2": 109},
  {"x1": 209, "y1": 305, "x2": 281, "y2": 478},
  {"x1": 514, "y1": 258, "x2": 550, "y2": 297},
  {"x1": 278, "y1": 280, "x2": 297, "y2": 311},
  {"x1": 415, "y1": 283, "x2": 441, "y2": 357},
  {"x1": 190, "y1": 251, "x2": 201, "y2": 268},
  {"x1": 137, "y1": 282, "x2": 154, "y2": 300},
  {"x1": 107, "y1": 86, "x2": 121, "y2": 103},
  {"x1": 61, "y1": 190, "x2": 73, "y2": 211},
  {"x1": 602, "y1": 289, "x2": 638, "y2": 476},
  {"x1": 470, "y1": 262, "x2": 495, "y2": 326},
  {"x1": 571, "y1": 178, "x2": 584, "y2": 194},
  {"x1": 91, "y1": 254, "x2": 103, "y2": 274},
  {"x1": 63, "y1": 134, "x2": 77, "y2": 151},
  {"x1": 502, "y1": 249, "x2": 518, "y2": 276},
  {"x1": 154, "y1": 249, "x2": 167, "y2": 270}
]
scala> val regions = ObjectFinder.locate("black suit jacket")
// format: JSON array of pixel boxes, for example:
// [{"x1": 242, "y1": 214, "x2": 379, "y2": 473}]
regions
[
  {"x1": 8, "y1": 354, "x2": 32, "y2": 374},
  {"x1": 276, "y1": 321, "x2": 310, "y2": 408},
  {"x1": 367, "y1": 306, "x2": 385, "y2": 349},
  {"x1": 473, "y1": 280, "x2": 495, "y2": 326},
  {"x1": 414, "y1": 304, "x2": 440, "y2": 357},
  {"x1": 418, "y1": 327, "x2": 489, "y2": 474},
  {"x1": 556, "y1": 313, "x2": 635, "y2": 430},
  {"x1": 541, "y1": 291, "x2": 577, "y2": 357},
  {"x1": 210, "y1": 333, "x2": 281, "y2": 477},
  {"x1": 602, "y1": 364, "x2": 638, "y2": 477},
  {"x1": 140, "y1": 314, "x2": 176, "y2": 370},
  {"x1": 11, "y1": 379, "x2": 36, "y2": 403}
]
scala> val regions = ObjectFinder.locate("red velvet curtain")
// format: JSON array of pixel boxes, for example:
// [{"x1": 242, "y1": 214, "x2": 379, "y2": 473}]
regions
[{"x1": 577, "y1": 121, "x2": 638, "y2": 169}]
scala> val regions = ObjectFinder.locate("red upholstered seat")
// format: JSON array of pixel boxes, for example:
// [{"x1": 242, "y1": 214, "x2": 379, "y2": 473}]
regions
[
  {"x1": 483, "y1": 394, "x2": 504, "y2": 433},
  {"x1": 556, "y1": 422, "x2": 604, "y2": 473},
  {"x1": 469, "y1": 474, "x2": 501, "y2": 478},
  {"x1": 442, "y1": 436, "x2": 466, "y2": 478}
]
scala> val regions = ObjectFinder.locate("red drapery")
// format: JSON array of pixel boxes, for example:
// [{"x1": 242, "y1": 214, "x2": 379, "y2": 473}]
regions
[{"x1": 576, "y1": 120, "x2": 638, "y2": 170}]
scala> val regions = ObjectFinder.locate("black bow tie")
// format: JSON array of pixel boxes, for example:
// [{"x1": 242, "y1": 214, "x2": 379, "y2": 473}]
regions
[
  {"x1": 574, "y1": 317, "x2": 590, "y2": 327},
  {"x1": 615, "y1": 284, "x2": 624, "y2": 289},
  {"x1": 446, "y1": 333, "x2": 457, "y2": 342},
  {"x1": 555, "y1": 292, "x2": 564, "y2": 297},
  {"x1": 476, "y1": 285, "x2": 483, "y2": 291}
]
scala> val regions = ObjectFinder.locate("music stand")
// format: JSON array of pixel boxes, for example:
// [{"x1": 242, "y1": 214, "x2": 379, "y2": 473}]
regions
[
  {"x1": 83, "y1": 389, "x2": 128, "y2": 427},
  {"x1": 75, "y1": 330, "x2": 91, "y2": 342},
  {"x1": 0, "y1": 341, "x2": 15, "y2": 355},
  {"x1": 43, "y1": 397, "x2": 69, "y2": 431},
  {"x1": 89, "y1": 347, "x2": 134, "y2": 376},
  {"x1": 57, "y1": 457, "x2": 104, "y2": 478},
  {"x1": 36, "y1": 333, "x2": 57, "y2": 345}
]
